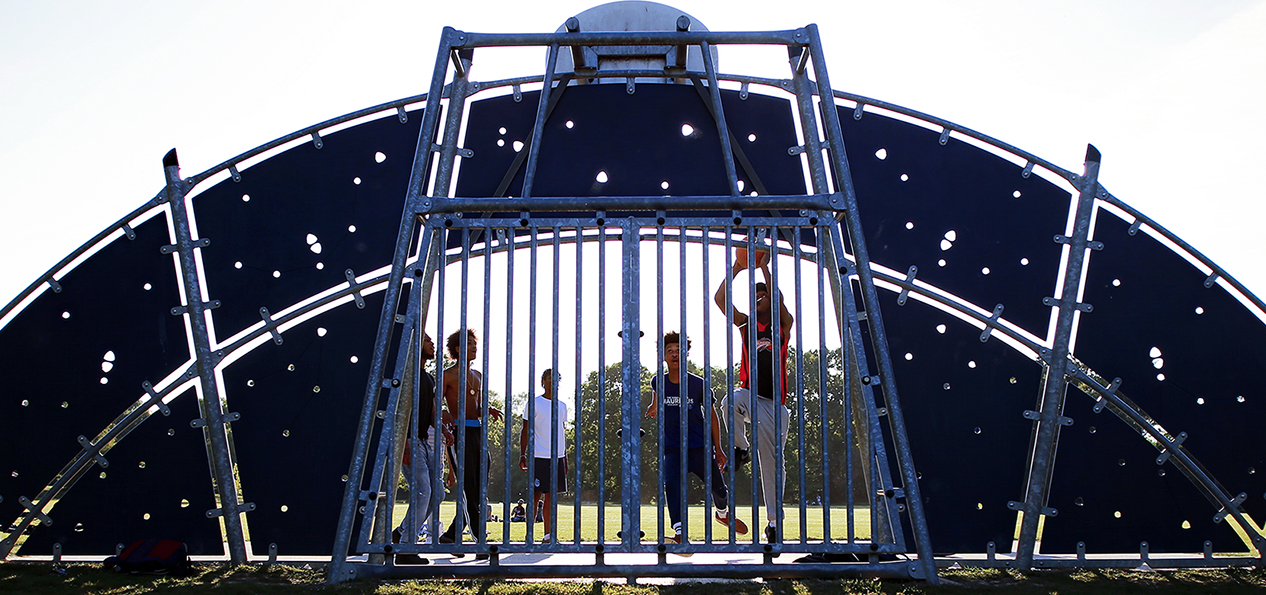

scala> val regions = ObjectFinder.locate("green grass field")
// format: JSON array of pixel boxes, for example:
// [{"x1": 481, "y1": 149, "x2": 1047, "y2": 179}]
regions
[{"x1": 396, "y1": 501, "x2": 871, "y2": 543}]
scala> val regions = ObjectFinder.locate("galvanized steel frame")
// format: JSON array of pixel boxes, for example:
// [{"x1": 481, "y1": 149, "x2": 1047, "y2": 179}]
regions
[
  {"x1": 4, "y1": 12, "x2": 1262, "y2": 580},
  {"x1": 326, "y1": 23, "x2": 938, "y2": 583}
]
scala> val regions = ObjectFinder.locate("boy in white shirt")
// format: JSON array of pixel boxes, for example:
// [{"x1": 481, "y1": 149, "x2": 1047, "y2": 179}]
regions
[{"x1": 519, "y1": 369, "x2": 568, "y2": 543}]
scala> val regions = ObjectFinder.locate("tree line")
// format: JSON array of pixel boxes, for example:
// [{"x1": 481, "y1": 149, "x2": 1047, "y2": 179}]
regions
[{"x1": 411, "y1": 348, "x2": 867, "y2": 511}]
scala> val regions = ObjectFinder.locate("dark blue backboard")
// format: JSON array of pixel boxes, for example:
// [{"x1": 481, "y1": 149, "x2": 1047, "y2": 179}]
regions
[
  {"x1": 878, "y1": 295, "x2": 1038, "y2": 554},
  {"x1": 1040, "y1": 210, "x2": 1266, "y2": 553},
  {"x1": 840, "y1": 106, "x2": 1072, "y2": 336},
  {"x1": 191, "y1": 113, "x2": 423, "y2": 338},
  {"x1": 0, "y1": 215, "x2": 190, "y2": 545},
  {"x1": 224, "y1": 292, "x2": 386, "y2": 556}
]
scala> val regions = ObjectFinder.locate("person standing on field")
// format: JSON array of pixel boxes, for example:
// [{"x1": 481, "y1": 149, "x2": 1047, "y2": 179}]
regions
[
  {"x1": 648, "y1": 331, "x2": 749, "y2": 545},
  {"x1": 519, "y1": 368, "x2": 568, "y2": 543}
]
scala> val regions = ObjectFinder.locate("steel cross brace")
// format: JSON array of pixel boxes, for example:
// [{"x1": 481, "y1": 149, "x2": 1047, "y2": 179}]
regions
[{"x1": 1015, "y1": 145, "x2": 1103, "y2": 568}]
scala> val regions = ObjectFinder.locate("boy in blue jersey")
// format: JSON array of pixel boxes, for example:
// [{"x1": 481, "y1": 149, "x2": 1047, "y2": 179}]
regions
[{"x1": 648, "y1": 331, "x2": 749, "y2": 544}]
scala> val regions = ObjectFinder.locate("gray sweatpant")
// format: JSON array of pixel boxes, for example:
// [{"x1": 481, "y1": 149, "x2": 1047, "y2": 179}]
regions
[{"x1": 720, "y1": 388, "x2": 790, "y2": 528}]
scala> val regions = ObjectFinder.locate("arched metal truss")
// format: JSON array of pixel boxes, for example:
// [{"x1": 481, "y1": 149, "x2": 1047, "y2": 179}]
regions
[{"x1": 1, "y1": 6, "x2": 1264, "y2": 585}]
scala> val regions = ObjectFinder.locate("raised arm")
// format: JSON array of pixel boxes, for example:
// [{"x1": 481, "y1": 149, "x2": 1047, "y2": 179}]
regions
[{"x1": 713, "y1": 260, "x2": 750, "y2": 328}]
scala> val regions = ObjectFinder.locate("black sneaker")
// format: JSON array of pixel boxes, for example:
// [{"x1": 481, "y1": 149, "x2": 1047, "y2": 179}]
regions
[
  {"x1": 393, "y1": 553, "x2": 429, "y2": 565},
  {"x1": 734, "y1": 448, "x2": 751, "y2": 469},
  {"x1": 438, "y1": 532, "x2": 455, "y2": 544},
  {"x1": 764, "y1": 525, "x2": 778, "y2": 544}
]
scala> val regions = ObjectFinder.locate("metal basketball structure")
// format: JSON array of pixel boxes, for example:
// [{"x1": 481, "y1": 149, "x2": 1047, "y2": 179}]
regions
[{"x1": 2, "y1": 2, "x2": 1264, "y2": 583}]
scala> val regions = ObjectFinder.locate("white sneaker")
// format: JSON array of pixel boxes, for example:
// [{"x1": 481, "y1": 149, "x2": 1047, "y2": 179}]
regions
[{"x1": 540, "y1": 533, "x2": 552, "y2": 543}]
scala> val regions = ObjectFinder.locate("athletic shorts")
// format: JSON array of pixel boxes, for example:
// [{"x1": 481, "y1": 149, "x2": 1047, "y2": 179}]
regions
[{"x1": 532, "y1": 457, "x2": 568, "y2": 495}]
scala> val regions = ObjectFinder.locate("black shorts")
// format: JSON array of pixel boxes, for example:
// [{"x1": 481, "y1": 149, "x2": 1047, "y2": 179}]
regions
[{"x1": 532, "y1": 457, "x2": 568, "y2": 495}]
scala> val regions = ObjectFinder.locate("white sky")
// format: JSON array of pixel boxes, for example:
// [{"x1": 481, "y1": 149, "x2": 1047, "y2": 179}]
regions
[{"x1": 2, "y1": 0, "x2": 1264, "y2": 312}]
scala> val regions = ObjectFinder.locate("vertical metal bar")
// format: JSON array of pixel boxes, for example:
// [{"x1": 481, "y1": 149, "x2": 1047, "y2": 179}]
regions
[
  {"x1": 526, "y1": 225, "x2": 539, "y2": 543},
  {"x1": 655, "y1": 222, "x2": 666, "y2": 545},
  {"x1": 768, "y1": 227, "x2": 786, "y2": 543},
  {"x1": 479, "y1": 223, "x2": 494, "y2": 551},
  {"x1": 683, "y1": 225, "x2": 705, "y2": 544},
  {"x1": 573, "y1": 226, "x2": 585, "y2": 543},
  {"x1": 550, "y1": 226, "x2": 562, "y2": 542},
  {"x1": 330, "y1": 27, "x2": 454, "y2": 582},
  {"x1": 161, "y1": 152, "x2": 248, "y2": 564},
  {"x1": 824, "y1": 225, "x2": 900, "y2": 549},
  {"x1": 520, "y1": 44, "x2": 560, "y2": 199},
  {"x1": 430, "y1": 56, "x2": 473, "y2": 202},
  {"x1": 807, "y1": 25, "x2": 936, "y2": 582},
  {"x1": 815, "y1": 229, "x2": 833, "y2": 543},
  {"x1": 793, "y1": 231, "x2": 808, "y2": 543},
  {"x1": 744, "y1": 230, "x2": 760, "y2": 538},
  {"x1": 620, "y1": 218, "x2": 642, "y2": 549},
  {"x1": 790, "y1": 52, "x2": 841, "y2": 542},
  {"x1": 788, "y1": 48, "x2": 830, "y2": 196},
  {"x1": 699, "y1": 41, "x2": 740, "y2": 195},
  {"x1": 1016, "y1": 146, "x2": 1102, "y2": 568},
  {"x1": 502, "y1": 228, "x2": 516, "y2": 545},
  {"x1": 597, "y1": 222, "x2": 608, "y2": 546},
  {"x1": 702, "y1": 228, "x2": 727, "y2": 543},
  {"x1": 429, "y1": 228, "x2": 448, "y2": 547},
  {"x1": 489, "y1": 227, "x2": 510, "y2": 547},
  {"x1": 454, "y1": 230, "x2": 472, "y2": 547},
  {"x1": 363, "y1": 322, "x2": 414, "y2": 557}
]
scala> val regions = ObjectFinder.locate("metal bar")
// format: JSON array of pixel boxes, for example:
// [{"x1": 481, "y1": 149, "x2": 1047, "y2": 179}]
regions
[
  {"x1": 328, "y1": 26, "x2": 454, "y2": 582},
  {"x1": 479, "y1": 223, "x2": 496, "y2": 550},
  {"x1": 700, "y1": 42, "x2": 740, "y2": 196},
  {"x1": 432, "y1": 229, "x2": 451, "y2": 546},
  {"x1": 502, "y1": 228, "x2": 517, "y2": 545},
  {"x1": 806, "y1": 24, "x2": 936, "y2": 582},
  {"x1": 348, "y1": 560, "x2": 919, "y2": 581},
  {"x1": 526, "y1": 225, "x2": 539, "y2": 543},
  {"x1": 686, "y1": 73, "x2": 769, "y2": 196},
  {"x1": 769, "y1": 226, "x2": 787, "y2": 543},
  {"x1": 454, "y1": 29, "x2": 808, "y2": 48},
  {"x1": 793, "y1": 231, "x2": 808, "y2": 543},
  {"x1": 815, "y1": 228, "x2": 832, "y2": 543},
  {"x1": 520, "y1": 44, "x2": 560, "y2": 199},
  {"x1": 363, "y1": 322, "x2": 415, "y2": 558},
  {"x1": 655, "y1": 221, "x2": 666, "y2": 545},
  {"x1": 702, "y1": 229, "x2": 729, "y2": 544},
  {"x1": 491, "y1": 73, "x2": 573, "y2": 200},
  {"x1": 573, "y1": 225, "x2": 585, "y2": 543},
  {"x1": 426, "y1": 194, "x2": 839, "y2": 213},
  {"x1": 429, "y1": 55, "x2": 474, "y2": 206},
  {"x1": 620, "y1": 218, "x2": 642, "y2": 549},
  {"x1": 426, "y1": 229, "x2": 448, "y2": 547},
  {"x1": 550, "y1": 225, "x2": 562, "y2": 541},
  {"x1": 1015, "y1": 146, "x2": 1102, "y2": 568},
  {"x1": 744, "y1": 230, "x2": 760, "y2": 540},
  {"x1": 161, "y1": 151, "x2": 248, "y2": 564},
  {"x1": 456, "y1": 229, "x2": 474, "y2": 548},
  {"x1": 681, "y1": 226, "x2": 703, "y2": 544},
  {"x1": 597, "y1": 222, "x2": 608, "y2": 546},
  {"x1": 823, "y1": 224, "x2": 898, "y2": 549}
]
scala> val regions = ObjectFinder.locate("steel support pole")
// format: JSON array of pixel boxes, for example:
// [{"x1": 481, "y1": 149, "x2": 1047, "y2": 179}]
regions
[
  {"x1": 620, "y1": 218, "x2": 642, "y2": 549},
  {"x1": 328, "y1": 27, "x2": 455, "y2": 584},
  {"x1": 1015, "y1": 145, "x2": 1102, "y2": 568},
  {"x1": 805, "y1": 24, "x2": 936, "y2": 583},
  {"x1": 161, "y1": 150, "x2": 248, "y2": 564}
]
